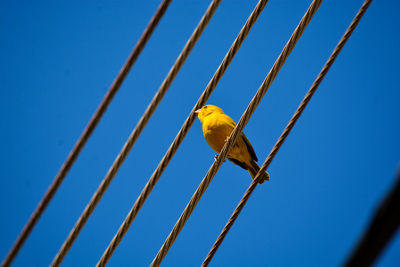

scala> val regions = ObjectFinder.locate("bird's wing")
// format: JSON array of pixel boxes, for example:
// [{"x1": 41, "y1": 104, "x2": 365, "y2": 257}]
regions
[
  {"x1": 221, "y1": 114, "x2": 237, "y2": 129},
  {"x1": 228, "y1": 158, "x2": 248, "y2": 170},
  {"x1": 242, "y1": 133, "x2": 258, "y2": 162},
  {"x1": 221, "y1": 113, "x2": 258, "y2": 162}
]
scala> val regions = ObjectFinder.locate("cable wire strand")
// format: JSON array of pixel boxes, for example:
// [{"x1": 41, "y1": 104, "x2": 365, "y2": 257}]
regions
[
  {"x1": 96, "y1": 0, "x2": 269, "y2": 265},
  {"x1": 202, "y1": 0, "x2": 373, "y2": 265},
  {"x1": 1, "y1": 1, "x2": 172, "y2": 266},
  {"x1": 48, "y1": 0, "x2": 224, "y2": 266},
  {"x1": 151, "y1": 0, "x2": 322, "y2": 266}
]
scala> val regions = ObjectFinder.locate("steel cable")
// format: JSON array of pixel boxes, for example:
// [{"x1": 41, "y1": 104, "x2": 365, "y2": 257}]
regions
[
  {"x1": 202, "y1": 0, "x2": 373, "y2": 265},
  {"x1": 151, "y1": 0, "x2": 322, "y2": 266},
  {"x1": 1, "y1": 1, "x2": 172, "y2": 266},
  {"x1": 96, "y1": 1, "x2": 270, "y2": 266},
  {"x1": 49, "y1": 0, "x2": 223, "y2": 266}
]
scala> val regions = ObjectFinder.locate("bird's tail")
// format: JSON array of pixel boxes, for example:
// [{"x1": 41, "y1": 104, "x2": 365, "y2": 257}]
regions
[{"x1": 248, "y1": 160, "x2": 270, "y2": 184}]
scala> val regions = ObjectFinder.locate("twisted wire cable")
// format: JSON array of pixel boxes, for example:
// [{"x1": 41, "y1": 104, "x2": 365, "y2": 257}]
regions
[
  {"x1": 49, "y1": 0, "x2": 223, "y2": 266},
  {"x1": 202, "y1": 0, "x2": 373, "y2": 265},
  {"x1": 1, "y1": 1, "x2": 172, "y2": 266},
  {"x1": 96, "y1": 1, "x2": 270, "y2": 266},
  {"x1": 151, "y1": 0, "x2": 322, "y2": 266}
]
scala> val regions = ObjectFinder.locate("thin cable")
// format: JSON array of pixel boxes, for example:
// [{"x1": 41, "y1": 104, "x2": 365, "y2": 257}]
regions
[
  {"x1": 344, "y1": 169, "x2": 400, "y2": 267},
  {"x1": 202, "y1": 0, "x2": 373, "y2": 265},
  {"x1": 96, "y1": 0, "x2": 269, "y2": 265},
  {"x1": 49, "y1": 0, "x2": 221, "y2": 266},
  {"x1": 1, "y1": 1, "x2": 171, "y2": 266},
  {"x1": 151, "y1": 1, "x2": 322, "y2": 266}
]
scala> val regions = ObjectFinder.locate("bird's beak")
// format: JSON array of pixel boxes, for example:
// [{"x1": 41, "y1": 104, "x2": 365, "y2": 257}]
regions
[{"x1": 194, "y1": 109, "x2": 201, "y2": 113}]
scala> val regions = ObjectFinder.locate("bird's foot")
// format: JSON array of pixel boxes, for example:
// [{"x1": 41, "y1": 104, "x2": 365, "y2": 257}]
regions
[{"x1": 258, "y1": 171, "x2": 270, "y2": 184}]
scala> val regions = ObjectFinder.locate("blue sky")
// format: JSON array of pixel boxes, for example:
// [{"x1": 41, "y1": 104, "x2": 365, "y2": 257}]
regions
[{"x1": 1, "y1": 0, "x2": 399, "y2": 266}]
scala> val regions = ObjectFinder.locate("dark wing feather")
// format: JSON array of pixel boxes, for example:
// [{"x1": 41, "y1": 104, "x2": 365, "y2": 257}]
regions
[
  {"x1": 228, "y1": 158, "x2": 248, "y2": 170},
  {"x1": 242, "y1": 133, "x2": 258, "y2": 162},
  {"x1": 223, "y1": 114, "x2": 258, "y2": 163}
]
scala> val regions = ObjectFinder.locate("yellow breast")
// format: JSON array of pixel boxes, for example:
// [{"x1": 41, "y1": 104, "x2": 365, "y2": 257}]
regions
[{"x1": 202, "y1": 114, "x2": 242, "y2": 157}]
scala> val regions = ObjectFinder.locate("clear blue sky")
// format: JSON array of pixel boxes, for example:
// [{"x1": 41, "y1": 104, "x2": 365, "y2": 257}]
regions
[{"x1": 1, "y1": 0, "x2": 399, "y2": 266}]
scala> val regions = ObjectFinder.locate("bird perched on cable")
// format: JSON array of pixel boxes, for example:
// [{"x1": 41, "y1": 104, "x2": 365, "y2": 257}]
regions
[{"x1": 195, "y1": 105, "x2": 269, "y2": 184}]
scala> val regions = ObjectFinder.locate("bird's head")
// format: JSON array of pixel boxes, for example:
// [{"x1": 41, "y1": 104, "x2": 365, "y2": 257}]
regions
[{"x1": 195, "y1": 105, "x2": 224, "y2": 124}]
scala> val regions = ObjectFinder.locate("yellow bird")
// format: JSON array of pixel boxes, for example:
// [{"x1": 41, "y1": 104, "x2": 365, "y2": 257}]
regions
[{"x1": 195, "y1": 105, "x2": 269, "y2": 184}]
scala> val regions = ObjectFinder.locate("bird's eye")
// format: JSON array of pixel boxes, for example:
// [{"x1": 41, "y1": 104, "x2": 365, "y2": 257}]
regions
[{"x1": 204, "y1": 106, "x2": 207, "y2": 109}]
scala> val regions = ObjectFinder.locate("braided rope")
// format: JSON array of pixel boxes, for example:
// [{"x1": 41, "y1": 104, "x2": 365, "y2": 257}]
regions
[
  {"x1": 96, "y1": 1, "x2": 269, "y2": 266},
  {"x1": 202, "y1": 0, "x2": 373, "y2": 265},
  {"x1": 1, "y1": 1, "x2": 171, "y2": 267},
  {"x1": 150, "y1": 1, "x2": 322, "y2": 266},
  {"x1": 49, "y1": 0, "x2": 224, "y2": 266}
]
